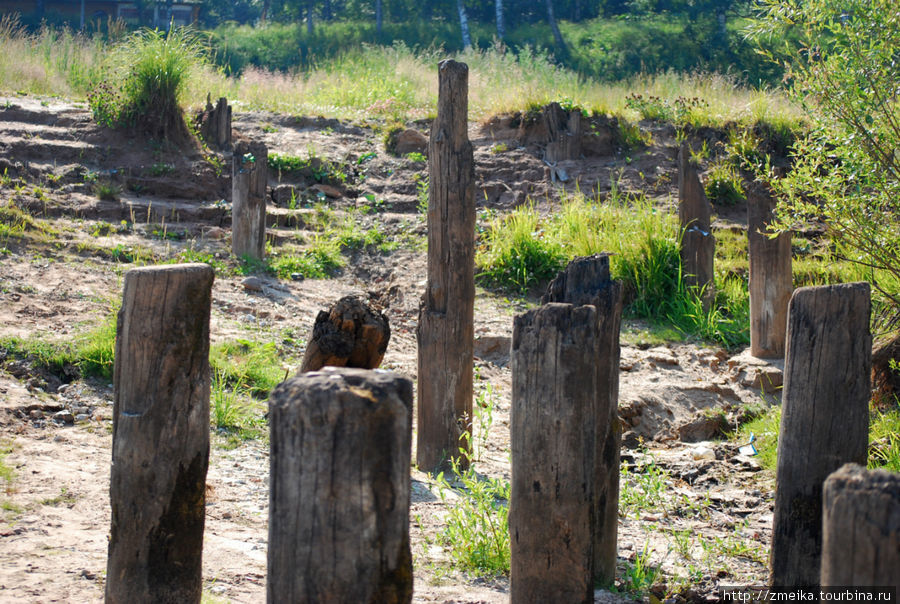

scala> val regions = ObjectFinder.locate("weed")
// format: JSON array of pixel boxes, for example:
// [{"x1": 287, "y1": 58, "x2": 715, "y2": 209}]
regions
[
  {"x1": 93, "y1": 181, "x2": 120, "y2": 201},
  {"x1": 209, "y1": 339, "x2": 285, "y2": 398},
  {"x1": 621, "y1": 542, "x2": 662, "y2": 596},
  {"x1": 620, "y1": 452, "x2": 671, "y2": 517},
  {"x1": 473, "y1": 380, "x2": 497, "y2": 462},
  {"x1": 414, "y1": 174, "x2": 429, "y2": 215},
  {"x1": 405, "y1": 151, "x2": 426, "y2": 163},
  {"x1": 704, "y1": 160, "x2": 745, "y2": 206},
  {"x1": 435, "y1": 454, "x2": 510, "y2": 576},
  {"x1": 618, "y1": 119, "x2": 651, "y2": 149},
  {"x1": 490, "y1": 142, "x2": 509, "y2": 154},
  {"x1": 210, "y1": 369, "x2": 266, "y2": 440},
  {"x1": 148, "y1": 162, "x2": 174, "y2": 176},
  {"x1": 40, "y1": 487, "x2": 77, "y2": 507}
]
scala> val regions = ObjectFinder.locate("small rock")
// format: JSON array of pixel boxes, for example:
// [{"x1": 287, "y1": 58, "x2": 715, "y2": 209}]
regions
[
  {"x1": 390, "y1": 128, "x2": 428, "y2": 155},
  {"x1": 691, "y1": 445, "x2": 716, "y2": 461},
  {"x1": 312, "y1": 183, "x2": 342, "y2": 199},
  {"x1": 241, "y1": 276, "x2": 264, "y2": 292},
  {"x1": 52, "y1": 410, "x2": 74, "y2": 425},
  {"x1": 678, "y1": 413, "x2": 729, "y2": 443},
  {"x1": 29, "y1": 410, "x2": 44, "y2": 420},
  {"x1": 80, "y1": 569, "x2": 96, "y2": 580},
  {"x1": 290, "y1": 272, "x2": 304, "y2": 281},
  {"x1": 73, "y1": 406, "x2": 90, "y2": 415},
  {"x1": 621, "y1": 430, "x2": 642, "y2": 450},
  {"x1": 75, "y1": 414, "x2": 91, "y2": 422},
  {"x1": 645, "y1": 347, "x2": 679, "y2": 366},
  {"x1": 203, "y1": 226, "x2": 228, "y2": 240}
]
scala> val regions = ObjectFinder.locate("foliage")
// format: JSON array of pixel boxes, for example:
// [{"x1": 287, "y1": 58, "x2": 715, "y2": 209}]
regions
[
  {"x1": 88, "y1": 27, "x2": 208, "y2": 142},
  {"x1": 435, "y1": 455, "x2": 511, "y2": 576},
  {"x1": 208, "y1": 339, "x2": 285, "y2": 397},
  {"x1": 750, "y1": 0, "x2": 900, "y2": 321},
  {"x1": 704, "y1": 159, "x2": 745, "y2": 205}
]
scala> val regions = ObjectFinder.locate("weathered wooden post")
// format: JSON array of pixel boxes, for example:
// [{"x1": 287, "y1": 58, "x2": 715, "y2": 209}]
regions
[
  {"x1": 416, "y1": 60, "x2": 475, "y2": 472},
  {"x1": 106, "y1": 264, "x2": 214, "y2": 604},
  {"x1": 541, "y1": 254, "x2": 623, "y2": 586},
  {"x1": 821, "y1": 464, "x2": 900, "y2": 590},
  {"x1": 298, "y1": 295, "x2": 391, "y2": 373},
  {"x1": 232, "y1": 141, "x2": 268, "y2": 260},
  {"x1": 510, "y1": 303, "x2": 600, "y2": 604},
  {"x1": 542, "y1": 101, "x2": 583, "y2": 163},
  {"x1": 267, "y1": 367, "x2": 413, "y2": 604},
  {"x1": 677, "y1": 143, "x2": 715, "y2": 308},
  {"x1": 771, "y1": 283, "x2": 871, "y2": 588},
  {"x1": 199, "y1": 94, "x2": 232, "y2": 150},
  {"x1": 748, "y1": 182, "x2": 792, "y2": 358}
]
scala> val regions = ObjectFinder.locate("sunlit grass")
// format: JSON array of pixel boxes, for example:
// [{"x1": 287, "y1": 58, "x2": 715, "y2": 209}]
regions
[{"x1": 0, "y1": 21, "x2": 800, "y2": 128}]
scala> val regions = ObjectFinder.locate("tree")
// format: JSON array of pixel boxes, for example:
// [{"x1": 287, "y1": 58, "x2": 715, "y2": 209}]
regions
[
  {"x1": 496, "y1": 0, "x2": 505, "y2": 40},
  {"x1": 751, "y1": 0, "x2": 900, "y2": 316},
  {"x1": 545, "y1": 0, "x2": 568, "y2": 56},
  {"x1": 457, "y1": 0, "x2": 472, "y2": 49},
  {"x1": 376, "y1": 0, "x2": 383, "y2": 34}
]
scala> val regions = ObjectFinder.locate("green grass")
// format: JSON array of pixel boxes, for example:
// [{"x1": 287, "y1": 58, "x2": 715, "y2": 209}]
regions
[
  {"x1": 476, "y1": 191, "x2": 750, "y2": 347},
  {"x1": 210, "y1": 369, "x2": 267, "y2": 443},
  {"x1": 208, "y1": 339, "x2": 286, "y2": 398},
  {"x1": 434, "y1": 457, "x2": 511, "y2": 577}
]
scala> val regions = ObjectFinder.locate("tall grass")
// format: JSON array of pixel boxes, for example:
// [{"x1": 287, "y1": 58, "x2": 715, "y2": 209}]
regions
[{"x1": 0, "y1": 22, "x2": 800, "y2": 127}]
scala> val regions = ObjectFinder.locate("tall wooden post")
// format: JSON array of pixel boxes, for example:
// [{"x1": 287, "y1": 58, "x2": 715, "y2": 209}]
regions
[
  {"x1": 106, "y1": 264, "x2": 214, "y2": 604},
  {"x1": 199, "y1": 95, "x2": 232, "y2": 150},
  {"x1": 416, "y1": 60, "x2": 475, "y2": 472},
  {"x1": 267, "y1": 368, "x2": 414, "y2": 604},
  {"x1": 748, "y1": 182, "x2": 791, "y2": 358},
  {"x1": 771, "y1": 283, "x2": 871, "y2": 588},
  {"x1": 541, "y1": 254, "x2": 623, "y2": 586},
  {"x1": 821, "y1": 464, "x2": 900, "y2": 590},
  {"x1": 510, "y1": 303, "x2": 599, "y2": 604},
  {"x1": 677, "y1": 143, "x2": 715, "y2": 308},
  {"x1": 232, "y1": 141, "x2": 268, "y2": 261}
]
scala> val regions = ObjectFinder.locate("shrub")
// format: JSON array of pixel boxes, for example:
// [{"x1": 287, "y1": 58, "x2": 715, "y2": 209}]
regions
[
  {"x1": 704, "y1": 160, "x2": 745, "y2": 205},
  {"x1": 89, "y1": 27, "x2": 208, "y2": 144}
]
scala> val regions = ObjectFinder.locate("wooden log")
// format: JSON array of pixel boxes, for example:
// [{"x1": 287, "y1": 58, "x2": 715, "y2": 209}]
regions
[
  {"x1": 267, "y1": 367, "x2": 414, "y2": 604},
  {"x1": 771, "y1": 283, "x2": 871, "y2": 588},
  {"x1": 232, "y1": 141, "x2": 268, "y2": 261},
  {"x1": 543, "y1": 101, "x2": 582, "y2": 163},
  {"x1": 677, "y1": 143, "x2": 715, "y2": 308},
  {"x1": 198, "y1": 94, "x2": 232, "y2": 150},
  {"x1": 510, "y1": 303, "x2": 599, "y2": 604},
  {"x1": 416, "y1": 60, "x2": 476, "y2": 472},
  {"x1": 298, "y1": 295, "x2": 391, "y2": 373},
  {"x1": 748, "y1": 181, "x2": 792, "y2": 358},
  {"x1": 541, "y1": 254, "x2": 623, "y2": 586},
  {"x1": 105, "y1": 264, "x2": 214, "y2": 604},
  {"x1": 821, "y1": 464, "x2": 900, "y2": 591}
]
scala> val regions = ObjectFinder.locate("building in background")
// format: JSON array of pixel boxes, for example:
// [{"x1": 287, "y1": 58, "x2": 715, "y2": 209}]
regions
[{"x1": 0, "y1": 1, "x2": 201, "y2": 29}]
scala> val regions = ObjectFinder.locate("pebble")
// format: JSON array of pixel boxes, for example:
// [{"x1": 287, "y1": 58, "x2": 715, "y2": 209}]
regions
[
  {"x1": 29, "y1": 410, "x2": 44, "y2": 420},
  {"x1": 691, "y1": 445, "x2": 716, "y2": 461},
  {"x1": 290, "y1": 272, "x2": 304, "y2": 281},
  {"x1": 242, "y1": 276, "x2": 264, "y2": 292},
  {"x1": 75, "y1": 414, "x2": 91, "y2": 422},
  {"x1": 52, "y1": 410, "x2": 74, "y2": 424}
]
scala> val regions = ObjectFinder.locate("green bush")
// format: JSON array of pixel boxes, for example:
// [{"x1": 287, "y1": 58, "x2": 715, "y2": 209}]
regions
[{"x1": 88, "y1": 27, "x2": 207, "y2": 143}]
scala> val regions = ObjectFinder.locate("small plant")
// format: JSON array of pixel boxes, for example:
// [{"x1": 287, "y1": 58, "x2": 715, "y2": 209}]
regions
[
  {"x1": 619, "y1": 451, "x2": 671, "y2": 516},
  {"x1": 618, "y1": 119, "x2": 652, "y2": 149},
  {"x1": 414, "y1": 174, "x2": 429, "y2": 214},
  {"x1": 93, "y1": 181, "x2": 120, "y2": 201},
  {"x1": 261, "y1": 123, "x2": 278, "y2": 133},
  {"x1": 621, "y1": 542, "x2": 662, "y2": 597},
  {"x1": 148, "y1": 162, "x2": 175, "y2": 176},
  {"x1": 490, "y1": 142, "x2": 509, "y2": 154},
  {"x1": 211, "y1": 369, "x2": 263, "y2": 439},
  {"x1": 405, "y1": 151, "x2": 426, "y2": 163},
  {"x1": 434, "y1": 452, "x2": 510, "y2": 576},
  {"x1": 473, "y1": 381, "x2": 497, "y2": 461},
  {"x1": 704, "y1": 160, "x2": 745, "y2": 205}
]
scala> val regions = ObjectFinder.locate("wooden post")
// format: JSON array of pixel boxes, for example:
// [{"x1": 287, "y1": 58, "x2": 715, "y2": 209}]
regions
[
  {"x1": 541, "y1": 254, "x2": 623, "y2": 586},
  {"x1": 677, "y1": 143, "x2": 715, "y2": 308},
  {"x1": 771, "y1": 283, "x2": 871, "y2": 588},
  {"x1": 510, "y1": 303, "x2": 599, "y2": 604},
  {"x1": 267, "y1": 367, "x2": 414, "y2": 604},
  {"x1": 199, "y1": 94, "x2": 232, "y2": 150},
  {"x1": 821, "y1": 464, "x2": 900, "y2": 590},
  {"x1": 232, "y1": 141, "x2": 268, "y2": 261},
  {"x1": 106, "y1": 264, "x2": 214, "y2": 604},
  {"x1": 416, "y1": 60, "x2": 475, "y2": 472},
  {"x1": 543, "y1": 101, "x2": 582, "y2": 163},
  {"x1": 298, "y1": 295, "x2": 391, "y2": 373},
  {"x1": 748, "y1": 182, "x2": 792, "y2": 358}
]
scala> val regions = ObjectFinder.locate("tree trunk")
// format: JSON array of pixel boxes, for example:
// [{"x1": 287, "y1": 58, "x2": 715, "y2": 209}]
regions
[
  {"x1": 105, "y1": 264, "x2": 214, "y2": 604},
  {"x1": 495, "y1": 0, "x2": 505, "y2": 40},
  {"x1": 510, "y1": 303, "x2": 599, "y2": 604},
  {"x1": 261, "y1": 0, "x2": 270, "y2": 23},
  {"x1": 771, "y1": 283, "x2": 871, "y2": 588},
  {"x1": 678, "y1": 143, "x2": 715, "y2": 308},
  {"x1": 821, "y1": 464, "x2": 900, "y2": 591},
  {"x1": 416, "y1": 60, "x2": 475, "y2": 473},
  {"x1": 231, "y1": 141, "x2": 268, "y2": 261},
  {"x1": 375, "y1": 0, "x2": 383, "y2": 34},
  {"x1": 545, "y1": 0, "x2": 568, "y2": 57},
  {"x1": 306, "y1": 0, "x2": 314, "y2": 34},
  {"x1": 268, "y1": 368, "x2": 414, "y2": 604},
  {"x1": 457, "y1": 0, "x2": 472, "y2": 49},
  {"x1": 298, "y1": 295, "x2": 391, "y2": 373},
  {"x1": 541, "y1": 254, "x2": 623, "y2": 586},
  {"x1": 748, "y1": 182, "x2": 792, "y2": 358},
  {"x1": 323, "y1": 0, "x2": 332, "y2": 21}
]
